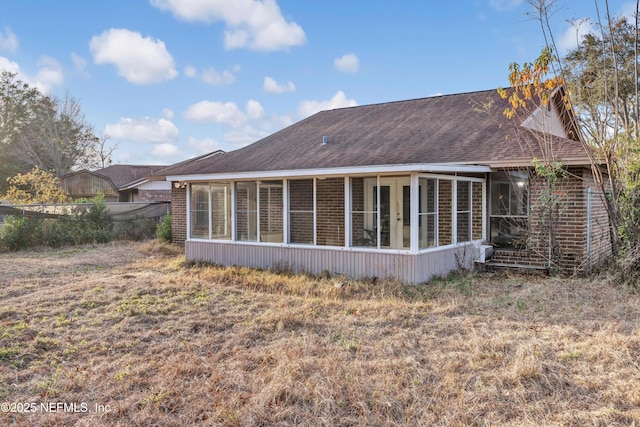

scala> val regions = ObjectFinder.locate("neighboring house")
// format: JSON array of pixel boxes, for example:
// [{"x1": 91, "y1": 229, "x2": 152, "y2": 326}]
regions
[
  {"x1": 61, "y1": 165, "x2": 171, "y2": 202},
  {"x1": 161, "y1": 88, "x2": 611, "y2": 283}
]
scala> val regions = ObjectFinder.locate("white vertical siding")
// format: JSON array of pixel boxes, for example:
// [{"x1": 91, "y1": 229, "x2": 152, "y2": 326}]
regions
[{"x1": 186, "y1": 241, "x2": 476, "y2": 284}]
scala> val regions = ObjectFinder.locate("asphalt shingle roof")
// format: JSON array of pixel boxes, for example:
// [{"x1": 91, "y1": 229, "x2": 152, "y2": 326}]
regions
[{"x1": 164, "y1": 88, "x2": 589, "y2": 177}]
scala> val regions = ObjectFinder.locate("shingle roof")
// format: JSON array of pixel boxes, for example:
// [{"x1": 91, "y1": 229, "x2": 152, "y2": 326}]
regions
[
  {"x1": 165, "y1": 88, "x2": 590, "y2": 177},
  {"x1": 94, "y1": 164, "x2": 168, "y2": 189}
]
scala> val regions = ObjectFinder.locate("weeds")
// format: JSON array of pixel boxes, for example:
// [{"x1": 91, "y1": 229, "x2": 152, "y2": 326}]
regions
[{"x1": 0, "y1": 243, "x2": 639, "y2": 425}]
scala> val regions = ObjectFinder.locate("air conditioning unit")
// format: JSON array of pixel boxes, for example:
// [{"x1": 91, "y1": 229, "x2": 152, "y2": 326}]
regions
[{"x1": 474, "y1": 244, "x2": 494, "y2": 263}]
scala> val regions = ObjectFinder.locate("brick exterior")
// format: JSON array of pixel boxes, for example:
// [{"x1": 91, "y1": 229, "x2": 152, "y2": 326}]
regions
[
  {"x1": 489, "y1": 168, "x2": 612, "y2": 274},
  {"x1": 289, "y1": 179, "x2": 314, "y2": 244},
  {"x1": 171, "y1": 184, "x2": 187, "y2": 245}
]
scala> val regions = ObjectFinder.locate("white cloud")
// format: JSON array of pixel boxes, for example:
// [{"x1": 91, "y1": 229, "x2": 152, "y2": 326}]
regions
[
  {"x1": 150, "y1": 0, "x2": 306, "y2": 52},
  {"x1": 184, "y1": 65, "x2": 236, "y2": 85},
  {"x1": 34, "y1": 56, "x2": 64, "y2": 90},
  {"x1": 298, "y1": 91, "x2": 358, "y2": 118},
  {"x1": 201, "y1": 67, "x2": 235, "y2": 85},
  {"x1": 334, "y1": 53, "x2": 359, "y2": 73},
  {"x1": 152, "y1": 142, "x2": 181, "y2": 158},
  {"x1": 188, "y1": 136, "x2": 221, "y2": 154},
  {"x1": 0, "y1": 55, "x2": 64, "y2": 92},
  {"x1": 183, "y1": 65, "x2": 197, "y2": 77},
  {"x1": 105, "y1": 117, "x2": 179, "y2": 143},
  {"x1": 183, "y1": 100, "x2": 246, "y2": 127},
  {"x1": 558, "y1": 18, "x2": 593, "y2": 53},
  {"x1": 0, "y1": 56, "x2": 20, "y2": 74},
  {"x1": 246, "y1": 99, "x2": 264, "y2": 120},
  {"x1": 0, "y1": 27, "x2": 18, "y2": 53},
  {"x1": 263, "y1": 76, "x2": 295, "y2": 93},
  {"x1": 89, "y1": 28, "x2": 178, "y2": 84},
  {"x1": 162, "y1": 108, "x2": 174, "y2": 119},
  {"x1": 71, "y1": 52, "x2": 88, "y2": 76}
]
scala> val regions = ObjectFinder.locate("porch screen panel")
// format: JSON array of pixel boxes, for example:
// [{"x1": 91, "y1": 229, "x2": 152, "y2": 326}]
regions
[
  {"x1": 419, "y1": 178, "x2": 437, "y2": 249},
  {"x1": 490, "y1": 172, "x2": 529, "y2": 249},
  {"x1": 456, "y1": 181, "x2": 471, "y2": 242},
  {"x1": 211, "y1": 183, "x2": 231, "y2": 239},
  {"x1": 438, "y1": 180, "x2": 453, "y2": 245},
  {"x1": 289, "y1": 179, "x2": 314, "y2": 244},
  {"x1": 472, "y1": 182, "x2": 483, "y2": 240},
  {"x1": 259, "y1": 181, "x2": 283, "y2": 243},
  {"x1": 190, "y1": 184, "x2": 210, "y2": 239},
  {"x1": 350, "y1": 177, "x2": 377, "y2": 247},
  {"x1": 236, "y1": 182, "x2": 257, "y2": 241},
  {"x1": 316, "y1": 178, "x2": 345, "y2": 246}
]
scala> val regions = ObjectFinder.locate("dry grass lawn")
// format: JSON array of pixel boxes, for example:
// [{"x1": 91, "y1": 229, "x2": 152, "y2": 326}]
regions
[{"x1": 0, "y1": 241, "x2": 639, "y2": 426}]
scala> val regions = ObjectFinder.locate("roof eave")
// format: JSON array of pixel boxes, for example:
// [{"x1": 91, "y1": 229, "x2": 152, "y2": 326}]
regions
[{"x1": 166, "y1": 163, "x2": 493, "y2": 182}]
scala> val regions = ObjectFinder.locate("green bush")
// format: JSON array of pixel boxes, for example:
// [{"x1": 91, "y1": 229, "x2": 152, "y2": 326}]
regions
[
  {"x1": 157, "y1": 214, "x2": 172, "y2": 243},
  {"x1": 1, "y1": 216, "x2": 43, "y2": 251}
]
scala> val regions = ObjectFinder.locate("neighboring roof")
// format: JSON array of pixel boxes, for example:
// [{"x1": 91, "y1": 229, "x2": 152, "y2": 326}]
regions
[
  {"x1": 148, "y1": 150, "x2": 224, "y2": 180},
  {"x1": 92, "y1": 164, "x2": 169, "y2": 189},
  {"x1": 165, "y1": 88, "x2": 590, "y2": 178}
]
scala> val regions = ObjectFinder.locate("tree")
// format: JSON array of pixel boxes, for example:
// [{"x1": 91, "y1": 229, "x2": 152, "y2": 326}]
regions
[
  {"x1": 0, "y1": 71, "x2": 42, "y2": 188},
  {"x1": 0, "y1": 71, "x2": 110, "y2": 192},
  {"x1": 86, "y1": 133, "x2": 118, "y2": 169},
  {"x1": 497, "y1": 46, "x2": 568, "y2": 270},
  {"x1": 2, "y1": 166, "x2": 68, "y2": 205},
  {"x1": 524, "y1": 0, "x2": 640, "y2": 262},
  {"x1": 13, "y1": 92, "x2": 98, "y2": 177}
]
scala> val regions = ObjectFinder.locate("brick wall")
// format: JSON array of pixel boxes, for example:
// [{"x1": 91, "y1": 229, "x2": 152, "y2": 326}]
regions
[
  {"x1": 490, "y1": 167, "x2": 612, "y2": 274},
  {"x1": 317, "y1": 178, "x2": 345, "y2": 246},
  {"x1": 289, "y1": 179, "x2": 314, "y2": 244},
  {"x1": 171, "y1": 184, "x2": 187, "y2": 245}
]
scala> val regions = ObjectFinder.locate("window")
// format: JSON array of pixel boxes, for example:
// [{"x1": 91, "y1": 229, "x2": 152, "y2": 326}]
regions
[
  {"x1": 259, "y1": 181, "x2": 283, "y2": 243},
  {"x1": 236, "y1": 182, "x2": 257, "y2": 241},
  {"x1": 190, "y1": 182, "x2": 231, "y2": 240},
  {"x1": 350, "y1": 177, "x2": 378, "y2": 247},
  {"x1": 288, "y1": 179, "x2": 314, "y2": 244},
  {"x1": 490, "y1": 172, "x2": 528, "y2": 249},
  {"x1": 419, "y1": 178, "x2": 437, "y2": 249}
]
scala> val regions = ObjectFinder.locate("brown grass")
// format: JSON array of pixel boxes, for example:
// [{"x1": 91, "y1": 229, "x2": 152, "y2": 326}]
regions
[{"x1": 0, "y1": 241, "x2": 639, "y2": 426}]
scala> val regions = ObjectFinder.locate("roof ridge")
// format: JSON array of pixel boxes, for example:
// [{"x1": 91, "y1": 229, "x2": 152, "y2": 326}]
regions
[{"x1": 324, "y1": 87, "x2": 503, "y2": 113}]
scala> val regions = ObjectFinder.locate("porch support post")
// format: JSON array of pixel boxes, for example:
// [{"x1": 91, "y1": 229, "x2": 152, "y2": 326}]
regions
[
  {"x1": 410, "y1": 173, "x2": 419, "y2": 253},
  {"x1": 344, "y1": 176, "x2": 350, "y2": 248},
  {"x1": 482, "y1": 179, "x2": 487, "y2": 241},
  {"x1": 283, "y1": 179, "x2": 289, "y2": 244},
  {"x1": 230, "y1": 182, "x2": 236, "y2": 241},
  {"x1": 186, "y1": 183, "x2": 191, "y2": 240},
  {"x1": 313, "y1": 178, "x2": 317, "y2": 245},
  {"x1": 452, "y1": 178, "x2": 458, "y2": 244}
]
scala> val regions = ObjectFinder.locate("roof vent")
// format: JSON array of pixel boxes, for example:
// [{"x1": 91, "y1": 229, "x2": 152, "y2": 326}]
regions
[{"x1": 322, "y1": 135, "x2": 327, "y2": 145}]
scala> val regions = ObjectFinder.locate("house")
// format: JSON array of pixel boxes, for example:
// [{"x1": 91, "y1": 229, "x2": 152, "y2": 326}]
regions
[
  {"x1": 161, "y1": 88, "x2": 611, "y2": 283},
  {"x1": 61, "y1": 164, "x2": 172, "y2": 202}
]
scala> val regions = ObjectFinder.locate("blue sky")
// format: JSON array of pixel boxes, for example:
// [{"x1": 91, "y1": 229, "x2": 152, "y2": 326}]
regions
[{"x1": 0, "y1": 0, "x2": 634, "y2": 167}]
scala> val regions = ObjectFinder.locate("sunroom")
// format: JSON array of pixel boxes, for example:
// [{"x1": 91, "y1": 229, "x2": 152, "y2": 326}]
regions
[{"x1": 181, "y1": 165, "x2": 489, "y2": 283}]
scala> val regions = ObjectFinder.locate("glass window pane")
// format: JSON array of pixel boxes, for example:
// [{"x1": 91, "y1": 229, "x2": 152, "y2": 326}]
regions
[
  {"x1": 259, "y1": 181, "x2": 283, "y2": 243},
  {"x1": 457, "y1": 212, "x2": 471, "y2": 242},
  {"x1": 419, "y1": 214, "x2": 436, "y2": 249},
  {"x1": 350, "y1": 177, "x2": 378, "y2": 247},
  {"x1": 190, "y1": 184, "x2": 209, "y2": 239},
  {"x1": 211, "y1": 183, "x2": 231, "y2": 239},
  {"x1": 438, "y1": 180, "x2": 453, "y2": 245},
  {"x1": 236, "y1": 182, "x2": 257, "y2": 241}
]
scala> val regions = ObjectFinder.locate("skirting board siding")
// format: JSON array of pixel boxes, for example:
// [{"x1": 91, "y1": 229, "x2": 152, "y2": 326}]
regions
[{"x1": 185, "y1": 241, "x2": 477, "y2": 284}]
